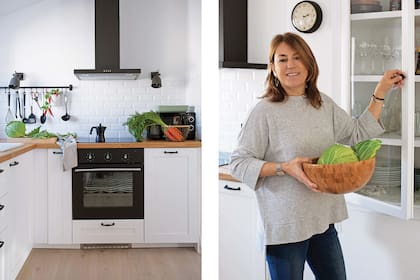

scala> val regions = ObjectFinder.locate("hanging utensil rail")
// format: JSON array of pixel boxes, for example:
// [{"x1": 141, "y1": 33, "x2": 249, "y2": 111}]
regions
[{"x1": 0, "y1": 84, "x2": 73, "y2": 91}]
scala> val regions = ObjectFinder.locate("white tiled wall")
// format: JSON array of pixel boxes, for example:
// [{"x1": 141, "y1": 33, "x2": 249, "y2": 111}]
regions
[
  {"x1": 218, "y1": 68, "x2": 267, "y2": 152},
  {"x1": 0, "y1": 77, "x2": 190, "y2": 139}
]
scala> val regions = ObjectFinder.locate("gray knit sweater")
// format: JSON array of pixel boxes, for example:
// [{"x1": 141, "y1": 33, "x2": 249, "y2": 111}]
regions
[{"x1": 230, "y1": 93, "x2": 384, "y2": 245}]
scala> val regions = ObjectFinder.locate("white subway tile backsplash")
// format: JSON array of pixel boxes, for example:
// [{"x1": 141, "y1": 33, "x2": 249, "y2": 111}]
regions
[{"x1": 219, "y1": 68, "x2": 266, "y2": 153}]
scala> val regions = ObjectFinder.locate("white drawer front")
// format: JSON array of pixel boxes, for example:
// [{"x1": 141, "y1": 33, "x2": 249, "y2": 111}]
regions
[
  {"x1": 0, "y1": 193, "x2": 8, "y2": 232},
  {"x1": 73, "y1": 220, "x2": 144, "y2": 244},
  {"x1": 0, "y1": 165, "x2": 8, "y2": 198}
]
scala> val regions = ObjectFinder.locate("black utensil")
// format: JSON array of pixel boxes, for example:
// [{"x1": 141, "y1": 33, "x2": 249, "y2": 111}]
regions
[
  {"x1": 22, "y1": 91, "x2": 29, "y2": 123},
  {"x1": 61, "y1": 92, "x2": 70, "y2": 121},
  {"x1": 40, "y1": 111, "x2": 46, "y2": 124},
  {"x1": 5, "y1": 89, "x2": 14, "y2": 123},
  {"x1": 27, "y1": 89, "x2": 37, "y2": 124}
]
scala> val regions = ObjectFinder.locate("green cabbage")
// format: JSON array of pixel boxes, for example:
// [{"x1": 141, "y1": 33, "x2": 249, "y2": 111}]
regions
[
  {"x1": 317, "y1": 143, "x2": 359, "y2": 164},
  {"x1": 5, "y1": 121, "x2": 26, "y2": 138},
  {"x1": 352, "y1": 139, "x2": 382, "y2": 161}
]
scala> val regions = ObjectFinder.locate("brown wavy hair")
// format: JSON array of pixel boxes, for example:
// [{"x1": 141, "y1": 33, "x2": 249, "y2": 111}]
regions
[{"x1": 261, "y1": 32, "x2": 322, "y2": 109}]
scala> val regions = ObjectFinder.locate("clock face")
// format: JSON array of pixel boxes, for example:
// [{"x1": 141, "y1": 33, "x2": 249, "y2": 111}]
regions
[{"x1": 291, "y1": 1, "x2": 322, "y2": 33}]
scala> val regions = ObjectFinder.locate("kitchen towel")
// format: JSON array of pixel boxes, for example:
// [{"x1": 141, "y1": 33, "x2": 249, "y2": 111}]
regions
[{"x1": 56, "y1": 135, "x2": 78, "y2": 171}]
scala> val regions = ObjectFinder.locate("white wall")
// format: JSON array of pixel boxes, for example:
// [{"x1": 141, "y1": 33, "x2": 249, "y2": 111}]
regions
[
  {"x1": 0, "y1": 0, "x2": 201, "y2": 139},
  {"x1": 219, "y1": 1, "x2": 420, "y2": 279}
]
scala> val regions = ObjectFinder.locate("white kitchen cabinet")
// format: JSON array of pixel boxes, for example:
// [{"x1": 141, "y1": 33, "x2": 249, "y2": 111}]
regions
[
  {"x1": 219, "y1": 180, "x2": 267, "y2": 280},
  {"x1": 340, "y1": 0, "x2": 420, "y2": 219},
  {"x1": 2, "y1": 152, "x2": 34, "y2": 280},
  {"x1": 31, "y1": 149, "x2": 48, "y2": 245},
  {"x1": 73, "y1": 219, "x2": 144, "y2": 244},
  {"x1": 47, "y1": 149, "x2": 72, "y2": 244},
  {"x1": 144, "y1": 148, "x2": 200, "y2": 244},
  {"x1": 0, "y1": 226, "x2": 9, "y2": 280}
]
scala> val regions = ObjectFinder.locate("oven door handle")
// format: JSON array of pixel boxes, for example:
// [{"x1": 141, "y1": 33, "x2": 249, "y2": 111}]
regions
[{"x1": 73, "y1": 168, "x2": 142, "y2": 172}]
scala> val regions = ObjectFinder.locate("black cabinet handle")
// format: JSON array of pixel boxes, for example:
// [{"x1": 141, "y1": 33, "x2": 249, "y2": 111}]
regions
[
  {"x1": 0, "y1": 241, "x2": 4, "y2": 248},
  {"x1": 9, "y1": 161, "x2": 19, "y2": 167},
  {"x1": 53, "y1": 151, "x2": 63, "y2": 155},
  {"x1": 164, "y1": 151, "x2": 178, "y2": 154},
  {"x1": 101, "y1": 222, "x2": 115, "y2": 227},
  {"x1": 0, "y1": 169, "x2": 3, "y2": 173},
  {"x1": 224, "y1": 184, "x2": 241, "y2": 191},
  {"x1": 0, "y1": 205, "x2": 4, "y2": 211}
]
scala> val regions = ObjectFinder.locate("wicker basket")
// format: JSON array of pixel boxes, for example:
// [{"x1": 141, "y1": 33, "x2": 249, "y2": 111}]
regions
[
  {"x1": 302, "y1": 157, "x2": 376, "y2": 194},
  {"x1": 163, "y1": 125, "x2": 190, "y2": 142}
]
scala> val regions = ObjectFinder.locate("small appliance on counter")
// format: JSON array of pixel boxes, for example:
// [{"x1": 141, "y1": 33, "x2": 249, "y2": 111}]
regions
[
  {"x1": 90, "y1": 123, "x2": 106, "y2": 142},
  {"x1": 147, "y1": 107, "x2": 196, "y2": 140}
]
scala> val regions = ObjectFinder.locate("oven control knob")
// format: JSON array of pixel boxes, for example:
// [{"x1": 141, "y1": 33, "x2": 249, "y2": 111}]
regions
[
  {"x1": 104, "y1": 152, "x2": 112, "y2": 161},
  {"x1": 122, "y1": 153, "x2": 129, "y2": 161},
  {"x1": 86, "y1": 153, "x2": 95, "y2": 161}
]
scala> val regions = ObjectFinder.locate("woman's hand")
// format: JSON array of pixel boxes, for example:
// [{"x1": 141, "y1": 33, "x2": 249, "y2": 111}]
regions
[
  {"x1": 282, "y1": 157, "x2": 320, "y2": 192},
  {"x1": 374, "y1": 69, "x2": 405, "y2": 99}
]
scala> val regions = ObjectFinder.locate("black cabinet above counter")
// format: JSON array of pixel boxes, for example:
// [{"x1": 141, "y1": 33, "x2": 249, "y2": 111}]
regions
[{"x1": 219, "y1": 0, "x2": 267, "y2": 69}]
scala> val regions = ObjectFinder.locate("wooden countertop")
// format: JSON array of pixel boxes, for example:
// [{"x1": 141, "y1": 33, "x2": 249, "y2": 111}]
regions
[
  {"x1": 219, "y1": 164, "x2": 240, "y2": 182},
  {"x1": 0, "y1": 138, "x2": 201, "y2": 163}
]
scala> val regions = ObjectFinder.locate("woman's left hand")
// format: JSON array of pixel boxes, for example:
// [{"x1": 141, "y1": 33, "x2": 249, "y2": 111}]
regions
[
  {"x1": 282, "y1": 157, "x2": 321, "y2": 192},
  {"x1": 374, "y1": 69, "x2": 405, "y2": 99}
]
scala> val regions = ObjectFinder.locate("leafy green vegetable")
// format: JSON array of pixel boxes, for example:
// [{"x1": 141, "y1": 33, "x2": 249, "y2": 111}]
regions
[
  {"x1": 6, "y1": 122, "x2": 75, "y2": 139},
  {"x1": 317, "y1": 139, "x2": 382, "y2": 165},
  {"x1": 352, "y1": 139, "x2": 382, "y2": 161},
  {"x1": 317, "y1": 143, "x2": 359, "y2": 164},
  {"x1": 123, "y1": 111, "x2": 168, "y2": 141},
  {"x1": 5, "y1": 121, "x2": 26, "y2": 138}
]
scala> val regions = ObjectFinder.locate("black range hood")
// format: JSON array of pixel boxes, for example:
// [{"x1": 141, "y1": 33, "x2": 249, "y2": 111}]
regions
[{"x1": 74, "y1": 0, "x2": 141, "y2": 80}]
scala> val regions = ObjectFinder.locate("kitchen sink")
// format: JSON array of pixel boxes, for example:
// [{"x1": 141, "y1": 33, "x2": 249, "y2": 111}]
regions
[{"x1": 0, "y1": 143, "x2": 24, "y2": 152}]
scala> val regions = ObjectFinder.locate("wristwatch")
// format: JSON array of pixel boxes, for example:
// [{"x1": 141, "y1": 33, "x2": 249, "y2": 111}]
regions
[{"x1": 276, "y1": 163, "x2": 285, "y2": 176}]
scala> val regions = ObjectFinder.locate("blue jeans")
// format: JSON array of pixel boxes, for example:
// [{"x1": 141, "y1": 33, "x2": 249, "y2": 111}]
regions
[{"x1": 266, "y1": 224, "x2": 346, "y2": 280}]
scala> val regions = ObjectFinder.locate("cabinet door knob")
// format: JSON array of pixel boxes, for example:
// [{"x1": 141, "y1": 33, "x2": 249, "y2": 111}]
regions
[
  {"x1": 0, "y1": 205, "x2": 4, "y2": 211},
  {"x1": 100, "y1": 222, "x2": 115, "y2": 227},
  {"x1": 164, "y1": 151, "x2": 178, "y2": 154},
  {"x1": 224, "y1": 184, "x2": 241, "y2": 191},
  {"x1": 0, "y1": 241, "x2": 4, "y2": 248},
  {"x1": 53, "y1": 151, "x2": 63, "y2": 155},
  {"x1": 0, "y1": 169, "x2": 4, "y2": 173},
  {"x1": 9, "y1": 161, "x2": 19, "y2": 167}
]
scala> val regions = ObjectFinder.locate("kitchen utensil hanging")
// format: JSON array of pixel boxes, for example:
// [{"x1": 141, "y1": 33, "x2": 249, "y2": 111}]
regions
[
  {"x1": 5, "y1": 88, "x2": 14, "y2": 123},
  {"x1": 15, "y1": 90, "x2": 22, "y2": 121},
  {"x1": 61, "y1": 89, "x2": 71, "y2": 121},
  {"x1": 27, "y1": 88, "x2": 36, "y2": 124},
  {"x1": 22, "y1": 89, "x2": 29, "y2": 123}
]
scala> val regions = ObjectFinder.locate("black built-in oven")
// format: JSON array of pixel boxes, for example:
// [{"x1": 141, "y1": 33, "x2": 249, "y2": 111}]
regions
[{"x1": 72, "y1": 148, "x2": 144, "y2": 219}]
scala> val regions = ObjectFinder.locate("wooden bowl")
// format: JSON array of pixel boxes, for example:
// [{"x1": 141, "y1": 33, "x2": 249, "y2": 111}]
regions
[{"x1": 302, "y1": 157, "x2": 376, "y2": 194}]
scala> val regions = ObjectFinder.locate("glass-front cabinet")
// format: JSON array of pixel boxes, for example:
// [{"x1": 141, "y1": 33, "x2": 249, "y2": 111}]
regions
[{"x1": 345, "y1": 0, "x2": 420, "y2": 219}]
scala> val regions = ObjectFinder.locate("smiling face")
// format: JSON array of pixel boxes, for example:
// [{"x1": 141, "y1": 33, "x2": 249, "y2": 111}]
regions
[{"x1": 272, "y1": 42, "x2": 308, "y2": 96}]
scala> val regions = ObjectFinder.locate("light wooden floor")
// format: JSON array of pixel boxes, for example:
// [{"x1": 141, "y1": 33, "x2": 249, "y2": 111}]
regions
[{"x1": 16, "y1": 247, "x2": 201, "y2": 280}]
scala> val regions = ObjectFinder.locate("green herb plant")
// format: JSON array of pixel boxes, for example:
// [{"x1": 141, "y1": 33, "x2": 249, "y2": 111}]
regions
[{"x1": 123, "y1": 111, "x2": 168, "y2": 142}]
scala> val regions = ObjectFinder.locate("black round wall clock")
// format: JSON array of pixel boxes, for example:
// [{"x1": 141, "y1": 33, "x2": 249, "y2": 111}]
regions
[{"x1": 291, "y1": 1, "x2": 323, "y2": 33}]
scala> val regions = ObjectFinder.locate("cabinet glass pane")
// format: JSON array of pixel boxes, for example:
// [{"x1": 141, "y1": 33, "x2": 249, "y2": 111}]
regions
[
  {"x1": 356, "y1": 145, "x2": 402, "y2": 205},
  {"x1": 351, "y1": 18, "x2": 401, "y2": 75},
  {"x1": 351, "y1": 82, "x2": 402, "y2": 140}
]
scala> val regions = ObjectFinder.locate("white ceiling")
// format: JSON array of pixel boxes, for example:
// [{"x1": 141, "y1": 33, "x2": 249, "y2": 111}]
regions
[{"x1": 0, "y1": 0, "x2": 43, "y2": 16}]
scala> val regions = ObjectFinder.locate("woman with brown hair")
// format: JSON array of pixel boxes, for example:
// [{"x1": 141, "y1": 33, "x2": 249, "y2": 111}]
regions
[{"x1": 230, "y1": 32, "x2": 404, "y2": 280}]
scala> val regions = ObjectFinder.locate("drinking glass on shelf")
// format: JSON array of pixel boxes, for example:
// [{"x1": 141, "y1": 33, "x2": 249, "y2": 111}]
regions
[
  {"x1": 368, "y1": 42, "x2": 381, "y2": 74},
  {"x1": 381, "y1": 37, "x2": 393, "y2": 72},
  {"x1": 357, "y1": 40, "x2": 369, "y2": 74}
]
